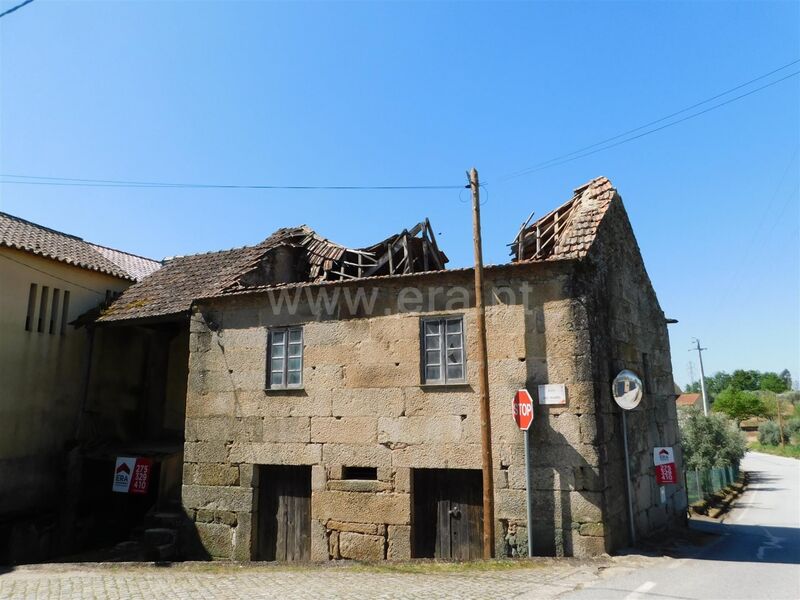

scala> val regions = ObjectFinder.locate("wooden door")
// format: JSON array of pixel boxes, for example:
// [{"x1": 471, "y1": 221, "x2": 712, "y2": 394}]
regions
[
  {"x1": 412, "y1": 469, "x2": 483, "y2": 560},
  {"x1": 256, "y1": 465, "x2": 311, "y2": 561}
]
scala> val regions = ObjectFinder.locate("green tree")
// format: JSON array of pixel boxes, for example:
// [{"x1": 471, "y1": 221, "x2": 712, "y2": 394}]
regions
[
  {"x1": 761, "y1": 372, "x2": 790, "y2": 393},
  {"x1": 780, "y1": 369, "x2": 792, "y2": 391},
  {"x1": 729, "y1": 370, "x2": 762, "y2": 391},
  {"x1": 681, "y1": 409, "x2": 746, "y2": 471},
  {"x1": 706, "y1": 372, "x2": 732, "y2": 397},
  {"x1": 712, "y1": 388, "x2": 766, "y2": 423}
]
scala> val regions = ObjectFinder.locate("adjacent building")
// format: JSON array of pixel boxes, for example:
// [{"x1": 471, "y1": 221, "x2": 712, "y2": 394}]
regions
[{"x1": 0, "y1": 212, "x2": 161, "y2": 562}]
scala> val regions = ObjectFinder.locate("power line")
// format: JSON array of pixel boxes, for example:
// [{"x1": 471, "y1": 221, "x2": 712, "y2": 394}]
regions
[
  {"x1": 2, "y1": 60, "x2": 798, "y2": 192},
  {"x1": 0, "y1": 252, "x2": 107, "y2": 296},
  {"x1": 0, "y1": 174, "x2": 463, "y2": 191},
  {"x1": 0, "y1": 0, "x2": 34, "y2": 19},
  {"x1": 496, "y1": 62, "x2": 800, "y2": 183}
]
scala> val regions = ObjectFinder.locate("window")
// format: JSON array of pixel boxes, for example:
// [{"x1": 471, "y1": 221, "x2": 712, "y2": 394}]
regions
[
  {"x1": 421, "y1": 316, "x2": 466, "y2": 384},
  {"x1": 25, "y1": 283, "x2": 38, "y2": 331},
  {"x1": 342, "y1": 466, "x2": 377, "y2": 480},
  {"x1": 37, "y1": 286, "x2": 49, "y2": 333},
  {"x1": 267, "y1": 326, "x2": 303, "y2": 389},
  {"x1": 60, "y1": 290, "x2": 70, "y2": 335},
  {"x1": 49, "y1": 289, "x2": 61, "y2": 334}
]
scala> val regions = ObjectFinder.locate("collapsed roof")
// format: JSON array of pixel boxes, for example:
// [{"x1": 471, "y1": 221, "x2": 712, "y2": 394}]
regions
[
  {"x1": 97, "y1": 220, "x2": 447, "y2": 323},
  {"x1": 510, "y1": 176, "x2": 616, "y2": 262},
  {"x1": 97, "y1": 176, "x2": 620, "y2": 325}
]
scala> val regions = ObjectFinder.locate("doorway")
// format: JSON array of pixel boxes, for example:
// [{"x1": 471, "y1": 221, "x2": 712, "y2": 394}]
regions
[
  {"x1": 256, "y1": 465, "x2": 311, "y2": 561},
  {"x1": 412, "y1": 468, "x2": 483, "y2": 559}
]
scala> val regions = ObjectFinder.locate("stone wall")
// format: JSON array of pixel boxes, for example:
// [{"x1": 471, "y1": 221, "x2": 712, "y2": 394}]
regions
[
  {"x1": 182, "y1": 202, "x2": 683, "y2": 561},
  {"x1": 583, "y1": 196, "x2": 687, "y2": 550},
  {"x1": 183, "y1": 262, "x2": 620, "y2": 560}
]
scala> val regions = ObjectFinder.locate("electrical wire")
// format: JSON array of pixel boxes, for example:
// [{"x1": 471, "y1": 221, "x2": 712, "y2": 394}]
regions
[
  {"x1": 495, "y1": 63, "x2": 800, "y2": 183},
  {"x1": 2, "y1": 60, "x2": 797, "y2": 191},
  {"x1": 0, "y1": 0, "x2": 34, "y2": 19},
  {"x1": 0, "y1": 174, "x2": 463, "y2": 191},
  {"x1": 0, "y1": 252, "x2": 108, "y2": 296}
]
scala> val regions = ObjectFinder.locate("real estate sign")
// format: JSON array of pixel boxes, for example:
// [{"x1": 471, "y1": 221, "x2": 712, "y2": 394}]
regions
[
  {"x1": 112, "y1": 456, "x2": 153, "y2": 494},
  {"x1": 653, "y1": 447, "x2": 677, "y2": 485}
]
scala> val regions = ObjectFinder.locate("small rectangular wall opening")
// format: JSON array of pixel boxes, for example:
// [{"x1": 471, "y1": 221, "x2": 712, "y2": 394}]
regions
[
  {"x1": 342, "y1": 466, "x2": 377, "y2": 480},
  {"x1": 60, "y1": 291, "x2": 70, "y2": 335},
  {"x1": 25, "y1": 283, "x2": 38, "y2": 331},
  {"x1": 37, "y1": 286, "x2": 49, "y2": 332},
  {"x1": 49, "y1": 289, "x2": 61, "y2": 334}
]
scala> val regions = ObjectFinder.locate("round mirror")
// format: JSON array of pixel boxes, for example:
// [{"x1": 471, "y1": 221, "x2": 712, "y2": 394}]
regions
[{"x1": 612, "y1": 369, "x2": 643, "y2": 410}]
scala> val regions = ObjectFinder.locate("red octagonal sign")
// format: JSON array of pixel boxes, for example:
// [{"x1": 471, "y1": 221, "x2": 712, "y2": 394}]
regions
[{"x1": 512, "y1": 389, "x2": 534, "y2": 431}]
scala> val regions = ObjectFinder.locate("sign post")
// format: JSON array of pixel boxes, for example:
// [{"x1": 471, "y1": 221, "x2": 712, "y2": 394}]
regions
[
  {"x1": 611, "y1": 370, "x2": 644, "y2": 547},
  {"x1": 512, "y1": 389, "x2": 535, "y2": 557}
]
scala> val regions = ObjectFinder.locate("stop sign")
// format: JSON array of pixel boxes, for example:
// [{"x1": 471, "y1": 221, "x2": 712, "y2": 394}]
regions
[{"x1": 512, "y1": 389, "x2": 534, "y2": 430}]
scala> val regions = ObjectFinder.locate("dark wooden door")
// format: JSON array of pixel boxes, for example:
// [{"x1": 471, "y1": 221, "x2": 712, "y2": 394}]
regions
[
  {"x1": 413, "y1": 469, "x2": 483, "y2": 560},
  {"x1": 256, "y1": 465, "x2": 311, "y2": 561}
]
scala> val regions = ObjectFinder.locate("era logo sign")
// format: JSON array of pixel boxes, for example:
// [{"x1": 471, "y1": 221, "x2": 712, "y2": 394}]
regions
[
  {"x1": 112, "y1": 457, "x2": 152, "y2": 494},
  {"x1": 653, "y1": 447, "x2": 677, "y2": 485}
]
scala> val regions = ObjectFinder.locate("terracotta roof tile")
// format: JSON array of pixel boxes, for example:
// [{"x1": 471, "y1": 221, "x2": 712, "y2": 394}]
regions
[
  {"x1": 511, "y1": 176, "x2": 617, "y2": 262},
  {"x1": 0, "y1": 211, "x2": 161, "y2": 281}
]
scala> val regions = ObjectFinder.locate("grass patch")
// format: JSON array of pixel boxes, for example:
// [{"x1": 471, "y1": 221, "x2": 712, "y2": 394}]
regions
[
  {"x1": 81, "y1": 558, "x2": 556, "y2": 575},
  {"x1": 749, "y1": 442, "x2": 800, "y2": 459}
]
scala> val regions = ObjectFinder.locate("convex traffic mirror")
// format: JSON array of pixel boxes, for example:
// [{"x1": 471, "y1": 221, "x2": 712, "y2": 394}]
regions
[{"x1": 612, "y1": 369, "x2": 643, "y2": 410}]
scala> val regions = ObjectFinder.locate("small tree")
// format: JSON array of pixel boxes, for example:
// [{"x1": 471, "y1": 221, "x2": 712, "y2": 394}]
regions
[
  {"x1": 712, "y1": 388, "x2": 766, "y2": 423},
  {"x1": 681, "y1": 409, "x2": 746, "y2": 471}
]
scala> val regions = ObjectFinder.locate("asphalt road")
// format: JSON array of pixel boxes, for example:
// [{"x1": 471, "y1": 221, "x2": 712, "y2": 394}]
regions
[{"x1": 566, "y1": 451, "x2": 800, "y2": 600}]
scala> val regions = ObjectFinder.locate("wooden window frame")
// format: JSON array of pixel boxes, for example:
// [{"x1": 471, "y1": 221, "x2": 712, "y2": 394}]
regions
[
  {"x1": 267, "y1": 326, "x2": 304, "y2": 389},
  {"x1": 420, "y1": 315, "x2": 466, "y2": 385}
]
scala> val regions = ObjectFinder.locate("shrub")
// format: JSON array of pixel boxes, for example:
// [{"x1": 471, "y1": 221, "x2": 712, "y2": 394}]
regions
[
  {"x1": 681, "y1": 409, "x2": 746, "y2": 471},
  {"x1": 758, "y1": 421, "x2": 789, "y2": 446},
  {"x1": 786, "y1": 418, "x2": 800, "y2": 443}
]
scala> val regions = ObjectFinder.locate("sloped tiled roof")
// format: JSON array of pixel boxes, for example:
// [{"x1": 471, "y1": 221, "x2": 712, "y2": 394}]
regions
[
  {"x1": 511, "y1": 176, "x2": 617, "y2": 262},
  {"x1": 676, "y1": 393, "x2": 702, "y2": 407},
  {"x1": 97, "y1": 227, "x2": 311, "y2": 322},
  {"x1": 0, "y1": 211, "x2": 161, "y2": 281},
  {"x1": 98, "y1": 223, "x2": 447, "y2": 323},
  {"x1": 88, "y1": 243, "x2": 162, "y2": 281}
]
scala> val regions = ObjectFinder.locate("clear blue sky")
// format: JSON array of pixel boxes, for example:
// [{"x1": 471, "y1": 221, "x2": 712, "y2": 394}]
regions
[{"x1": 1, "y1": 1, "x2": 798, "y2": 387}]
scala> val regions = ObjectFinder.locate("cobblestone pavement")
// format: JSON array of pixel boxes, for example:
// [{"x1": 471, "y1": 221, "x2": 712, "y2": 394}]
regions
[{"x1": 0, "y1": 557, "x2": 656, "y2": 600}]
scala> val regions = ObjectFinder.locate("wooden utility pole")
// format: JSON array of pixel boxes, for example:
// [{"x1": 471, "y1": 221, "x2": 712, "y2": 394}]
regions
[
  {"x1": 469, "y1": 167, "x2": 495, "y2": 559},
  {"x1": 776, "y1": 395, "x2": 786, "y2": 449}
]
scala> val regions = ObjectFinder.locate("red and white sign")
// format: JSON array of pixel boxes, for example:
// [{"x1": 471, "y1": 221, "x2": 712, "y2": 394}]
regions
[
  {"x1": 512, "y1": 389, "x2": 535, "y2": 431},
  {"x1": 112, "y1": 457, "x2": 153, "y2": 494},
  {"x1": 653, "y1": 447, "x2": 677, "y2": 485}
]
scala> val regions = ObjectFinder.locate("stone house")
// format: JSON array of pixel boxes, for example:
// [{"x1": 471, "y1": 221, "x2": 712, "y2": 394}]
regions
[
  {"x1": 0, "y1": 212, "x2": 161, "y2": 562},
  {"x1": 92, "y1": 176, "x2": 686, "y2": 562}
]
